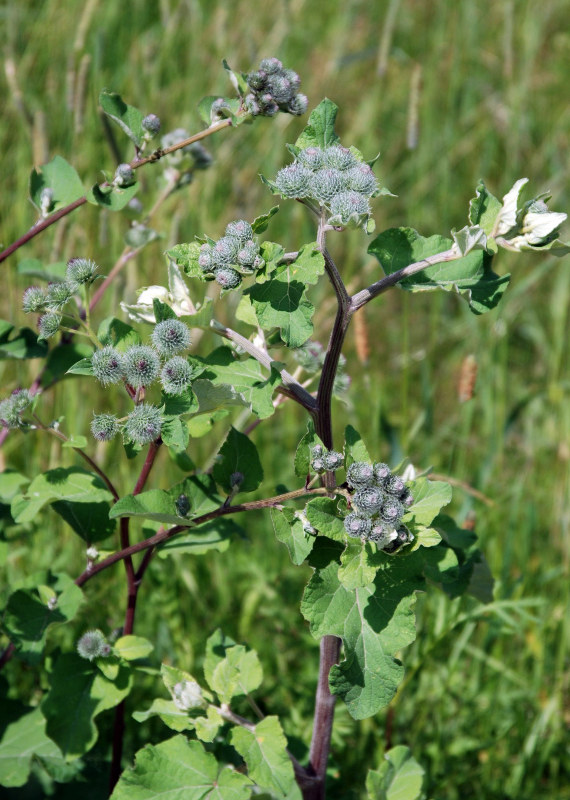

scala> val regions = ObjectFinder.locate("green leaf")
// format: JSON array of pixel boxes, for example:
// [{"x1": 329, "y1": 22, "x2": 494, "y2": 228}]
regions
[
  {"x1": 245, "y1": 244, "x2": 325, "y2": 347},
  {"x1": 203, "y1": 629, "x2": 235, "y2": 688},
  {"x1": 231, "y1": 716, "x2": 296, "y2": 798},
  {"x1": 191, "y1": 379, "x2": 250, "y2": 415},
  {"x1": 366, "y1": 745, "x2": 426, "y2": 800},
  {"x1": 167, "y1": 241, "x2": 206, "y2": 281},
  {"x1": 3, "y1": 575, "x2": 83, "y2": 664},
  {"x1": 42, "y1": 341, "x2": 94, "y2": 384},
  {"x1": 301, "y1": 555, "x2": 425, "y2": 719},
  {"x1": 433, "y1": 515, "x2": 494, "y2": 602},
  {"x1": 0, "y1": 470, "x2": 29, "y2": 504},
  {"x1": 0, "y1": 707, "x2": 62, "y2": 787},
  {"x1": 99, "y1": 90, "x2": 145, "y2": 147},
  {"x1": 197, "y1": 95, "x2": 241, "y2": 125},
  {"x1": 152, "y1": 297, "x2": 177, "y2": 322},
  {"x1": 29, "y1": 156, "x2": 85, "y2": 212},
  {"x1": 368, "y1": 227, "x2": 510, "y2": 314},
  {"x1": 270, "y1": 508, "x2": 315, "y2": 565},
  {"x1": 42, "y1": 652, "x2": 132, "y2": 759},
  {"x1": 344, "y1": 424, "x2": 371, "y2": 465},
  {"x1": 468, "y1": 180, "x2": 502, "y2": 237},
  {"x1": 86, "y1": 182, "x2": 139, "y2": 211},
  {"x1": 194, "y1": 706, "x2": 224, "y2": 743},
  {"x1": 66, "y1": 356, "x2": 94, "y2": 376},
  {"x1": 212, "y1": 427, "x2": 263, "y2": 493},
  {"x1": 98, "y1": 317, "x2": 141, "y2": 350},
  {"x1": 404, "y1": 478, "x2": 452, "y2": 527},
  {"x1": 110, "y1": 735, "x2": 253, "y2": 800},
  {"x1": 161, "y1": 415, "x2": 190, "y2": 453},
  {"x1": 194, "y1": 347, "x2": 280, "y2": 419},
  {"x1": 451, "y1": 225, "x2": 488, "y2": 256},
  {"x1": 295, "y1": 98, "x2": 341, "y2": 150},
  {"x1": 294, "y1": 419, "x2": 324, "y2": 478},
  {"x1": 158, "y1": 518, "x2": 238, "y2": 557},
  {"x1": 251, "y1": 206, "x2": 279, "y2": 234},
  {"x1": 132, "y1": 698, "x2": 195, "y2": 733},
  {"x1": 114, "y1": 635, "x2": 154, "y2": 661},
  {"x1": 0, "y1": 319, "x2": 48, "y2": 360},
  {"x1": 110, "y1": 475, "x2": 222, "y2": 526},
  {"x1": 17, "y1": 258, "x2": 67, "y2": 282},
  {"x1": 209, "y1": 644, "x2": 263, "y2": 704},
  {"x1": 338, "y1": 540, "x2": 379, "y2": 589},
  {"x1": 10, "y1": 466, "x2": 115, "y2": 542},
  {"x1": 305, "y1": 497, "x2": 347, "y2": 543}
]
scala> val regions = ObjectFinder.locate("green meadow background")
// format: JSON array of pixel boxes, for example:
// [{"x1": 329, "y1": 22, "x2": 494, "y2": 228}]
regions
[{"x1": 1, "y1": 1, "x2": 569, "y2": 797}]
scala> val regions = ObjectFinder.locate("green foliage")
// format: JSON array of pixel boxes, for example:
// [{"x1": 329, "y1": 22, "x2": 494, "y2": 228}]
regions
[
  {"x1": 212, "y1": 427, "x2": 263, "y2": 494},
  {"x1": 366, "y1": 746, "x2": 426, "y2": 800},
  {"x1": 29, "y1": 156, "x2": 85, "y2": 212},
  {"x1": 231, "y1": 717, "x2": 297, "y2": 798}
]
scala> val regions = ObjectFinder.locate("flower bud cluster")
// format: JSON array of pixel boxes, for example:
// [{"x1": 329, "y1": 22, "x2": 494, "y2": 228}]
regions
[
  {"x1": 275, "y1": 145, "x2": 378, "y2": 227},
  {"x1": 344, "y1": 460, "x2": 414, "y2": 552},
  {"x1": 311, "y1": 444, "x2": 344, "y2": 473},
  {"x1": 0, "y1": 389, "x2": 32, "y2": 429},
  {"x1": 90, "y1": 319, "x2": 194, "y2": 445},
  {"x1": 22, "y1": 259, "x2": 101, "y2": 340},
  {"x1": 198, "y1": 219, "x2": 264, "y2": 290},
  {"x1": 245, "y1": 58, "x2": 308, "y2": 118}
]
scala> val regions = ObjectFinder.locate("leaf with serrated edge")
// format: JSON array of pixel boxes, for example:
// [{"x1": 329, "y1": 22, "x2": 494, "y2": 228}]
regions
[
  {"x1": 404, "y1": 478, "x2": 452, "y2": 527},
  {"x1": 230, "y1": 716, "x2": 295, "y2": 798},
  {"x1": 302, "y1": 554, "x2": 425, "y2": 719},
  {"x1": 270, "y1": 508, "x2": 314, "y2": 565},
  {"x1": 110, "y1": 735, "x2": 253, "y2": 799},
  {"x1": 344, "y1": 425, "x2": 370, "y2": 465},
  {"x1": 295, "y1": 98, "x2": 341, "y2": 150},
  {"x1": 305, "y1": 497, "x2": 346, "y2": 543},
  {"x1": 366, "y1": 745, "x2": 425, "y2": 800},
  {"x1": 0, "y1": 706, "x2": 62, "y2": 787},
  {"x1": 338, "y1": 540, "x2": 378, "y2": 589},
  {"x1": 210, "y1": 645, "x2": 263, "y2": 704}
]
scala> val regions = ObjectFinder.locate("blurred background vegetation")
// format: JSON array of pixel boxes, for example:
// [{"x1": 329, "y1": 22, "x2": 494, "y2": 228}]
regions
[{"x1": 0, "y1": 0, "x2": 569, "y2": 797}]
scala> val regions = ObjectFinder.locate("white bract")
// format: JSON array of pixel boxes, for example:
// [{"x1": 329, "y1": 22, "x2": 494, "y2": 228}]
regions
[{"x1": 121, "y1": 262, "x2": 196, "y2": 323}]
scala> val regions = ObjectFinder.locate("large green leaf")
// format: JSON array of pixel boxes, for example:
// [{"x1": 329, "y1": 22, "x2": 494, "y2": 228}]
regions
[
  {"x1": 42, "y1": 652, "x2": 132, "y2": 759},
  {"x1": 230, "y1": 716, "x2": 296, "y2": 798},
  {"x1": 110, "y1": 735, "x2": 253, "y2": 799},
  {"x1": 208, "y1": 644, "x2": 263, "y2": 704},
  {"x1": 3, "y1": 574, "x2": 84, "y2": 664},
  {"x1": 270, "y1": 507, "x2": 315, "y2": 565},
  {"x1": 193, "y1": 347, "x2": 280, "y2": 419},
  {"x1": 294, "y1": 420, "x2": 324, "y2": 478},
  {"x1": 366, "y1": 745, "x2": 426, "y2": 800},
  {"x1": 158, "y1": 519, "x2": 239, "y2": 557},
  {"x1": 294, "y1": 98, "x2": 341, "y2": 150},
  {"x1": 0, "y1": 706, "x2": 62, "y2": 787},
  {"x1": 368, "y1": 227, "x2": 510, "y2": 314},
  {"x1": 305, "y1": 497, "x2": 347, "y2": 543},
  {"x1": 0, "y1": 319, "x2": 47, "y2": 360},
  {"x1": 29, "y1": 155, "x2": 85, "y2": 212},
  {"x1": 110, "y1": 475, "x2": 222, "y2": 525},
  {"x1": 212, "y1": 427, "x2": 263, "y2": 494},
  {"x1": 86, "y1": 182, "x2": 139, "y2": 211},
  {"x1": 403, "y1": 478, "x2": 452, "y2": 527},
  {"x1": 301, "y1": 554, "x2": 425, "y2": 719},
  {"x1": 97, "y1": 317, "x2": 141, "y2": 350},
  {"x1": 245, "y1": 245, "x2": 325, "y2": 347},
  {"x1": 10, "y1": 466, "x2": 115, "y2": 542},
  {"x1": 99, "y1": 90, "x2": 145, "y2": 147},
  {"x1": 468, "y1": 181, "x2": 502, "y2": 237}
]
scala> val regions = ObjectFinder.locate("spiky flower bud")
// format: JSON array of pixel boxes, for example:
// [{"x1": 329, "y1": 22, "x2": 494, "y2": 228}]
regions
[
  {"x1": 288, "y1": 93, "x2": 308, "y2": 116},
  {"x1": 210, "y1": 98, "x2": 232, "y2": 119},
  {"x1": 142, "y1": 113, "x2": 161, "y2": 136},
  {"x1": 297, "y1": 147, "x2": 325, "y2": 171},
  {"x1": 283, "y1": 69, "x2": 301, "y2": 91},
  {"x1": 237, "y1": 240, "x2": 259, "y2": 269},
  {"x1": 225, "y1": 220, "x2": 254, "y2": 243},
  {"x1": 311, "y1": 444, "x2": 323, "y2": 458},
  {"x1": 311, "y1": 457, "x2": 325, "y2": 473},
  {"x1": 383, "y1": 525, "x2": 413, "y2": 554},
  {"x1": 123, "y1": 346, "x2": 160, "y2": 388},
  {"x1": 344, "y1": 512, "x2": 372, "y2": 538},
  {"x1": 161, "y1": 356, "x2": 193, "y2": 395},
  {"x1": 344, "y1": 163, "x2": 378, "y2": 194},
  {"x1": 259, "y1": 57, "x2": 283, "y2": 74},
  {"x1": 369, "y1": 521, "x2": 398, "y2": 545},
  {"x1": 323, "y1": 145, "x2": 358, "y2": 171},
  {"x1": 187, "y1": 141, "x2": 214, "y2": 169},
  {"x1": 312, "y1": 168, "x2": 345, "y2": 203},
  {"x1": 38, "y1": 313, "x2": 61, "y2": 340},
  {"x1": 385, "y1": 474, "x2": 406, "y2": 497},
  {"x1": 275, "y1": 163, "x2": 312, "y2": 198},
  {"x1": 373, "y1": 462, "x2": 391, "y2": 484},
  {"x1": 230, "y1": 471, "x2": 244, "y2": 488},
  {"x1": 245, "y1": 93, "x2": 261, "y2": 115},
  {"x1": 401, "y1": 490, "x2": 414, "y2": 507},
  {"x1": 91, "y1": 346, "x2": 124, "y2": 386},
  {"x1": 91, "y1": 413, "x2": 120, "y2": 441},
  {"x1": 259, "y1": 95, "x2": 279, "y2": 116},
  {"x1": 322, "y1": 450, "x2": 344, "y2": 471},
  {"x1": 329, "y1": 191, "x2": 371, "y2": 223},
  {"x1": 151, "y1": 319, "x2": 191, "y2": 356},
  {"x1": 125, "y1": 403, "x2": 162, "y2": 444},
  {"x1": 175, "y1": 494, "x2": 191, "y2": 517},
  {"x1": 0, "y1": 390, "x2": 32, "y2": 429},
  {"x1": 172, "y1": 680, "x2": 206, "y2": 711},
  {"x1": 10, "y1": 389, "x2": 31, "y2": 415},
  {"x1": 268, "y1": 75, "x2": 293, "y2": 104},
  {"x1": 198, "y1": 244, "x2": 214, "y2": 273},
  {"x1": 66, "y1": 258, "x2": 99, "y2": 285},
  {"x1": 212, "y1": 236, "x2": 240, "y2": 266},
  {"x1": 346, "y1": 461, "x2": 375, "y2": 488},
  {"x1": 22, "y1": 286, "x2": 47, "y2": 313},
  {"x1": 215, "y1": 267, "x2": 241, "y2": 290},
  {"x1": 353, "y1": 486, "x2": 385, "y2": 516},
  {"x1": 114, "y1": 163, "x2": 136, "y2": 187},
  {"x1": 77, "y1": 629, "x2": 110, "y2": 661},
  {"x1": 246, "y1": 71, "x2": 267, "y2": 92},
  {"x1": 380, "y1": 499, "x2": 404, "y2": 525},
  {"x1": 46, "y1": 281, "x2": 76, "y2": 311}
]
